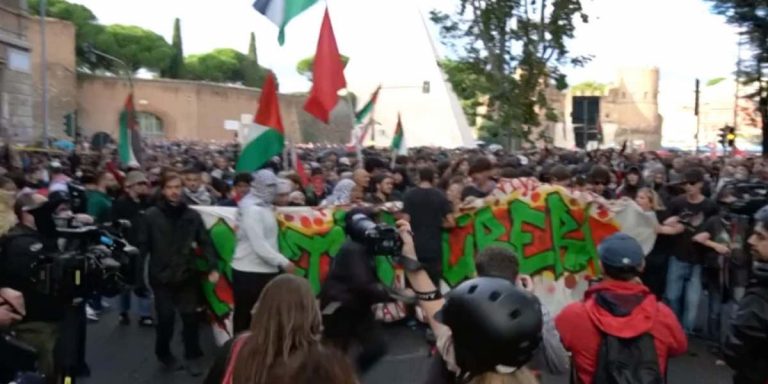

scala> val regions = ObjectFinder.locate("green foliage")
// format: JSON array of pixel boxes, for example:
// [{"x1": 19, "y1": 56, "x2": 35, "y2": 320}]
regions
[
  {"x1": 247, "y1": 32, "x2": 258, "y2": 64},
  {"x1": 571, "y1": 81, "x2": 607, "y2": 94},
  {"x1": 92, "y1": 24, "x2": 173, "y2": 73},
  {"x1": 431, "y1": 0, "x2": 589, "y2": 147},
  {"x1": 241, "y1": 32, "x2": 266, "y2": 87},
  {"x1": 33, "y1": 0, "x2": 270, "y2": 86},
  {"x1": 30, "y1": 0, "x2": 172, "y2": 74},
  {"x1": 707, "y1": 0, "x2": 768, "y2": 154},
  {"x1": 185, "y1": 49, "x2": 248, "y2": 83},
  {"x1": 28, "y1": 0, "x2": 104, "y2": 69},
  {"x1": 165, "y1": 18, "x2": 185, "y2": 79},
  {"x1": 296, "y1": 54, "x2": 350, "y2": 81}
]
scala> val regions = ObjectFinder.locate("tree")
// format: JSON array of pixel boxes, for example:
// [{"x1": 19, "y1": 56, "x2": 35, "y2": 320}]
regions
[
  {"x1": 571, "y1": 81, "x2": 608, "y2": 94},
  {"x1": 185, "y1": 48, "x2": 247, "y2": 83},
  {"x1": 431, "y1": 0, "x2": 588, "y2": 147},
  {"x1": 707, "y1": 0, "x2": 768, "y2": 154},
  {"x1": 28, "y1": 0, "x2": 105, "y2": 68},
  {"x1": 165, "y1": 18, "x2": 185, "y2": 79},
  {"x1": 440, "y1": 59, "x2": 486, "y2": 126},
  {"x1": 91, "y1": 24, "x2": 174, "y2": 73},
  {"x1": 241, "y1": 32, "x2": 266, "y2": 87},
  {"x1": 296, "y1": 54, "x2": 349, "y2": 81}
]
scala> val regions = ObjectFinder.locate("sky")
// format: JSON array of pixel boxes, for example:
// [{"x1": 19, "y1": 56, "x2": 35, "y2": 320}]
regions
[{"x1": 68, "y1": 0, "x2": 741, "y2": 115}]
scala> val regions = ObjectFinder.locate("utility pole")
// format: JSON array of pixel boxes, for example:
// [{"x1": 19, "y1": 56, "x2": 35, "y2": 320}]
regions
[
  {"x1": 694, "y1": 78, "x2": 700, "y2": 154},
  {"x1": 733, "y1": 35, "x2": 743, "y2": 129},
  {"x1": 40, "y1": 0, "x2": 49, "y2": 148}
]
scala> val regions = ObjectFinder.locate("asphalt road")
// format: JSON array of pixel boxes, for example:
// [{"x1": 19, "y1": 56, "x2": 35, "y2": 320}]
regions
[{"x1": 77, "y1": 305, "x2": 734, "y2": 384}]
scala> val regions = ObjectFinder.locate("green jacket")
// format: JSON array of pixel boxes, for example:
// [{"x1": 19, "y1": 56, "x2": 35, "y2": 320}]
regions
[{"x1": 86, "y1": 190, "x2": 112, "y2": 223}]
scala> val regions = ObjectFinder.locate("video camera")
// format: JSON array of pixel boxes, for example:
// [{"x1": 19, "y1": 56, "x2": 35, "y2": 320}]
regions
[
  {"x1": 346, "y1": 212, "x2": 403, "y2": 258},
  {"x1": 722, "y1": 182, "x2": 768, "y2": 217},
  {"x1": 31, "y1": 220, "x2": 139, "y2": 300}
]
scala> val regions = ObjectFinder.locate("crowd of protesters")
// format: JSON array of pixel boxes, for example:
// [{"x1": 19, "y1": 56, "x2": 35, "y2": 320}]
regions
[{"x1": 3, "y1": 138, "x2": 768, "y2": 383}]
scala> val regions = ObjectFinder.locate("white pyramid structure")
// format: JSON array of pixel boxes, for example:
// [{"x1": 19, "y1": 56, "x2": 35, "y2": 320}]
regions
[{"x1": 342, "y1": 0, "x2": 476, "y2": 148}]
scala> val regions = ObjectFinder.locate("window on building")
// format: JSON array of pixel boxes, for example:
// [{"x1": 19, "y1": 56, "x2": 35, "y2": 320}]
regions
[
  {"x1": 136, "y1": 112, "x2": 164, "y2": 138},
  {"x1": 7, "y1": 47, "x2": 30, "y2": 73},
  {"x1": 621, "y1": 92, "x2": 626, "y2": 99}
]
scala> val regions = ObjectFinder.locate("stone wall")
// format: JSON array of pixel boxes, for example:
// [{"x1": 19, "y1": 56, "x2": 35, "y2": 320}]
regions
[
  {"x1": 0, "y1": 3, "x2": 33, "y2": 142},
  {"x1": 76, "y1": 75, "x2": 316, "y2": 143},
  {"x1": 28, "y1": 16, "x2": 76, "y2": 140}
]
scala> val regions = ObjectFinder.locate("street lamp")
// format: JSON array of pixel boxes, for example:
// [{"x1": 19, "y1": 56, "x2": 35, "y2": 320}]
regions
[
  {"x1": 82, "y1": 44, "x2": 134, "y2": 92},
  {"x1": 40, "y1": 0, "x2": 48, "y2": 148}
]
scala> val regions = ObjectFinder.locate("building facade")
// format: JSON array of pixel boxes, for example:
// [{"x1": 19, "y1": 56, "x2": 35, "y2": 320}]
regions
[
  {"x1": 27, "y1": 16, "x2": 343, "y2": 145},
  {"x1": 552, "y1": 68, "x2": 663, "y2": 150},
  {"x1": 0, "y1": 0, "x2": 34, "y2": 142}
]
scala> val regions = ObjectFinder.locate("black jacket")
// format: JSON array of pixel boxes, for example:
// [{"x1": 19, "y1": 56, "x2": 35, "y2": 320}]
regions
[
  {"x1": 0, "y1": 225, "x2": 67, "y2": 322},
  {"x1": 319, "y1": 240, "x2": 391, "y2": 310},
  {"x1": 723, "y1": 263, "x2": 768, "y2": 384},
  {"x1": 111, "y1": 194, "x2": 150, "y2": 246},
  {"x1": 139, "y1": 199, "x2": 217, "y2": 286}
]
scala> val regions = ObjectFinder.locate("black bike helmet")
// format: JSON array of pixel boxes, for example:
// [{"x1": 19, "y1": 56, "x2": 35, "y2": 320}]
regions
[{"x1": 439, "y1": 277, "x2": 543, "y2": 379}]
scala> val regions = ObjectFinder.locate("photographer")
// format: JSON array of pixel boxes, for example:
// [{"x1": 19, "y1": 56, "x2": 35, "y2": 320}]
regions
[
  {"x1": 319, "y1": 208, "x2": 393, "y2": 374},
  {"x1": 0, "y1": 193, "x2": 67, "y2": 381}
]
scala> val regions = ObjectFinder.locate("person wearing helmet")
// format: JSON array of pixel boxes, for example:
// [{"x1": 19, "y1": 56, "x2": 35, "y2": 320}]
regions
[
  {"x1": 723, "y1": 204, "x2": 768, "y2": 384},
  {"x1": 555, "y1": 233, "x2": 687, "y2": 384},
  {"x1": 474, "y1": 246, "x2": 569, "y2": 375},
  {"x1": 396, "y1": 221, "x2": 543, "y2": 384}
]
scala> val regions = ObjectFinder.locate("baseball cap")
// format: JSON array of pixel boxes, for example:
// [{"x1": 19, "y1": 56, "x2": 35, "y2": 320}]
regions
[
  {"x1": 598, "y1": 233, "x2": 644, "y2": 268},
  {"x1": 124, "y1": 171, "x2": 148, "y2": 187}
]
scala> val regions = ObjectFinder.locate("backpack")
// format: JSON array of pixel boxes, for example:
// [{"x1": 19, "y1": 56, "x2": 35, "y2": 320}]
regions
[{"x1": 591, "y1": 332, "x2": 663, "y2": 384}]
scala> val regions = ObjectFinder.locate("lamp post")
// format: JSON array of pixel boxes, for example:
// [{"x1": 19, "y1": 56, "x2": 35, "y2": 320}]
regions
[
  {"x1": 83, "y1": 44, "x2": 134, "y2": 92},
  {"x1": 40, "y1": 0, "x2": 48, "y2": 148},
  {"x1": 83, "y1": 44, "x2": 139, "y2": 161}
]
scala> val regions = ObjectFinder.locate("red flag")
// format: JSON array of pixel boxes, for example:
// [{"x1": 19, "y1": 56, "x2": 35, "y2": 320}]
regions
[
  {"x1": 255, "y1": 72, "x2": 284, "y2": 134},
  {"x1": 290, "y1": 144, "x2": 309, "y2": 187},
  {"x1": 296, "y1": 157, "x2": 309, "y2": 187},
  {"x1": 304, "y1": 8, "x2": 347, "y2": 123}
]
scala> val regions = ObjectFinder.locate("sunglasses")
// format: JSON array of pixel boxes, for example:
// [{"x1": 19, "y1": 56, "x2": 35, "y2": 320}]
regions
[
  {"x1": 686, "y1": 181, "x2": 700, "y2": 186},
  {"x1": 592, "y1": 181, "x2": 608, "y2": 186}
]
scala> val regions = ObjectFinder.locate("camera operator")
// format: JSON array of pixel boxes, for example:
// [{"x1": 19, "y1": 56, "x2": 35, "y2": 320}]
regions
[
  {"x1": 0, "y1": 193, "x2": 67, "y2": 381},
  {"x1": 137, "y1": 172, "x2": 219, "y2": 377},
  {"x1": 319, "y1": 208, "x2": 393, "y2": 374}
]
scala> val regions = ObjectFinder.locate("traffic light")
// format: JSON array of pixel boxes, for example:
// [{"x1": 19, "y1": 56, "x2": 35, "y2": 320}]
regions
[
  {"x1": 63, "y1": 111, "x2": 78, "y2": 137},
  {"x1": 726, "y1": 125, "x2": 736, "y2": 147},
  {"x1": 718, "y1": 126, "x2": 728, "y2": 147}
]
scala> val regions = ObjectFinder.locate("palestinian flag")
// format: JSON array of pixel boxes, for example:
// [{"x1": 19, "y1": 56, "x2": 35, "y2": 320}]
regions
[
  {"x1": 355, "y1": 85, "x2": 380, "y2": 124},
  {"x1": 236, "y1": 72, "x2": 285, "y2": 173},
  {"x1": 253, "y1": 0, "x2": 319, "y2": 45},
  {"x1": 391, "y1": 113, "x2": 404, "y2": 152},
  {"x1": 118, "y1": 94, "x2": 139, "y2": 167}
]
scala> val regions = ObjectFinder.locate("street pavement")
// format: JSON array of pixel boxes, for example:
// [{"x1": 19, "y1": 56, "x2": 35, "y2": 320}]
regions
[{"x1": 78, "y1": 306, "x2": 734, "y2": 384}]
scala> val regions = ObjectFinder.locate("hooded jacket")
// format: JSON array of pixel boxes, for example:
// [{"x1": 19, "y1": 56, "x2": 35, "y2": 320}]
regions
[
  {"x1": 231, "y1": 170, "x2": 291, "y2": 273},
  {"x1": 555, "y1": 280, "x2": 687, "y2": 384},
  {"x1": 723, "y1": 262, "x2": 768, "y2": 384}
]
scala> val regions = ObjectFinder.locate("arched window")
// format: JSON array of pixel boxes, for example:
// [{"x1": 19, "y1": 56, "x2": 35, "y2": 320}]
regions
[{"x1": 136, "y1": 112, "x2": 164, "y2": 138}]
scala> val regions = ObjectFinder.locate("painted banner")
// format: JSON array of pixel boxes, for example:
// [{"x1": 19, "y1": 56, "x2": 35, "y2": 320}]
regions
[{"x1": 193, "y1": 178, "x2": 657, "y2": 341}]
